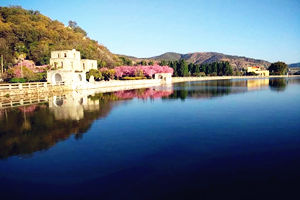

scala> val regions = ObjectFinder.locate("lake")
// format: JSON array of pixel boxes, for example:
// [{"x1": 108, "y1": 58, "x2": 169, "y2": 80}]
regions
[{"x1": 0, "y1": 78, "x2": 300, "y2": 200}]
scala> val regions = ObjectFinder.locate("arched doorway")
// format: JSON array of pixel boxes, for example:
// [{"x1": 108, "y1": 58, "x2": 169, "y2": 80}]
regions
[
  {"x1": 53, "y1": 96, "x2": 64, "y2": 107},
  {"x1": 53, "y1": 73, "x2": 62, "y2": 85}
]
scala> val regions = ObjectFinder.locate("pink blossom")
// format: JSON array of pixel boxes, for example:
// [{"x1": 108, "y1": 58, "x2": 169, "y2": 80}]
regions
[
  {"x1": 114, "y1": 65, "x2": 173, "y2": 78},
  {"x1": 13, "y1": 60, "x2": 48, "y2": 73}
]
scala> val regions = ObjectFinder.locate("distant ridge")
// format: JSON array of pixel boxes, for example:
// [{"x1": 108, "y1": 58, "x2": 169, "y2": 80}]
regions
[
  {"x1": 289, "y1": 62, "x2": 300, "y2": 68},
  {"x1": 148, "y1": 52, "x2": 270, "y2": 69}
]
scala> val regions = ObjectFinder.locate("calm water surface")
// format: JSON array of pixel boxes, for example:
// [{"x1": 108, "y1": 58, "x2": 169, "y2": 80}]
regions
[{"x1": 0, "y1": 78, "x2": 300, "y2": 199}]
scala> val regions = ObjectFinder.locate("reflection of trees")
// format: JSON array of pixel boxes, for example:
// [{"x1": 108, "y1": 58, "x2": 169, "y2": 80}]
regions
[
  {"x1": 115, "y1": 88, "x2": 173, "y2": 99},
  {"x1": 269, "y1": 79, "x2": 287, "y2": 92},
  {"x1": 0, "y1": 99, "x2": 116, "y2": 159},
  {"x1": 165, "y1": 80, "x2": 247, "y2": 100}
]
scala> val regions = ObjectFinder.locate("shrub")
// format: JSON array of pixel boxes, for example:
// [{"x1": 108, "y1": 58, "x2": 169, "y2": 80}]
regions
[
  {"x1": 9, "y1": 78, "x2": 27, "y2": 83},
  {"x1": 27, "y1": 73, "x2": 46, "y2": 82},
  {"x1": 101, "y1": 69, "x2": 115, "y2": 81},
  {"x1": 86, "y1": 69, "x2": 102, "y2": 81},
  {"x1": 209, "y1": 72, "x2": 218, "y2": 76},
  {"x1": 193, "y1": 72, "x2": 206, "y2": 77}
]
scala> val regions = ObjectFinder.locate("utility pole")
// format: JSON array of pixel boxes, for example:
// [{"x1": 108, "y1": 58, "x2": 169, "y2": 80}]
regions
[{"x1": 0, "y1": 54, "x2": 3, "y2": 74}]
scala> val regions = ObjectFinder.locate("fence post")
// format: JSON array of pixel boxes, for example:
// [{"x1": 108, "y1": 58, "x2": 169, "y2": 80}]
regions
[{"x1": 19, "y1": 83, "x2": 22, "y2": 90}]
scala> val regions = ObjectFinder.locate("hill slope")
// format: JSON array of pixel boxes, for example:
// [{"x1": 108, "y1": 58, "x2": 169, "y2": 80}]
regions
[
  {"x1": 149, "y1": 52, "x2": 270, "y2": 69},
  {"x1": 0, "y1": 6, "x2": 121, "y2": 68}
]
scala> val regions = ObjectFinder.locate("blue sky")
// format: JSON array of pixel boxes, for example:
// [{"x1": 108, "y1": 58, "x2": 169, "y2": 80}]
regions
[{"x1": 1, "y1": 0, "x2": 300, "y2": 63}]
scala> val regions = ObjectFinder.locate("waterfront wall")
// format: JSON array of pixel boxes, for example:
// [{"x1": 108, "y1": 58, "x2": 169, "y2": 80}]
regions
[{"x1": 1, "y1": 75, "x2": 299, "y2": 97}]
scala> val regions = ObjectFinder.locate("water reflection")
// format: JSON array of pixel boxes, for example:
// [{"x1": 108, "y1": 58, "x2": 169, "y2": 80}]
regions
[
  {"x1": 0, "y1": 87, "x2": 174, "y2": 159},
  {"x1": 269, "y1": 78, "x2": 287, "y2": 91},
  {"x1": 166, "y1": 79, "x2": 270, "y2": 100},
  {"x1": 0, "y1": 78, "x2": 298, "y2": 159}
]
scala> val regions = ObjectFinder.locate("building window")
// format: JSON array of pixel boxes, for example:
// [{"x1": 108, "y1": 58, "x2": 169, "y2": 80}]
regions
[
  {"x1": 64, "y1": 53, "x2": 67, "y2": 58},
  {"x1": 61, "y1": 62, "x2": 63, "y2": 68},
  {"x1": 58, "y1": 53, "x2": 60, "y2": 58},
  {"x1": 83, "y1": 63, "x2": 85, "y2": 70},
  {"x1": 54, "y1": 62, "x2": 57, "y2": 69}
]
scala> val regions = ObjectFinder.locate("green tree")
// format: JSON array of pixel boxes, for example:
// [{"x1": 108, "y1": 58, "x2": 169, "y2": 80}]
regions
[
  {"x1": 188, "y1": 63, "x2": 194, "y2": 74},
  {"x1": 139, "y1": 60, "x2": 147, "y2": 65},
  {"x1": 178, "y1": 59, "x2": 189, "y2": 77},
  {"x1": 159, "y1": 60, "x2": 167, "y2": 66},
  {"x1": 170, "y1": 61, "x2": 178, "y2": 77},
  {"x1": 268, "y1": 62, "x2": 288, "y2": 75},
  {"x1": 68, "y1": 20, "x2": 87, "y2": 36},
  {"x1": 194, "y1": 64, "x2": 200, "y2": 76},
  {"x1": 86, "y1": 69, "x2": 102, "y2": 81}
]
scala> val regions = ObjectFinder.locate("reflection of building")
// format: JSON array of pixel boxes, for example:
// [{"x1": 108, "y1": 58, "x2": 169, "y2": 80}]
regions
[
  {"x1": 247, "y1": 79, "x2": 269, "y2": 90},
  {"x1": 47, "y1": 49, "x2": 97, "y2": 87},
  {"x1": 247, "y1": 66, "x2": 269, "y2": 76},
  {"x1": 49, "y1": 92, "x2": 99, "y2": 120}
]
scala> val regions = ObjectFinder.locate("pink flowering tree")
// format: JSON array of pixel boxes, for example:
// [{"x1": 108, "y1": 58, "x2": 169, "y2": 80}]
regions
[
  {"x1": 4, "y1": 60, "x2": 49, "y2": 82},
  {"x1": 114, "y1": 65, "x2": 173, "y2": 79}
]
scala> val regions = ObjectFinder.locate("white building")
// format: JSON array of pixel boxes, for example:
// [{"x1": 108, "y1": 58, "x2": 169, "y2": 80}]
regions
[{"x1": 47, "y1": 49, "x2": 97, "y2": 88}]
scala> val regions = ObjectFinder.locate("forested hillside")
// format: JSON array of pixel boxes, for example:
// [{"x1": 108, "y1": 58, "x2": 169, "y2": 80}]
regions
[{"x1": 0, "y1": 6, "x2": 122, "y2": 68}]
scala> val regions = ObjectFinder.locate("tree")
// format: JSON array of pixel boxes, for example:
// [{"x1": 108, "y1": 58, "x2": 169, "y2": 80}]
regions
[
  {"x1": 188, "y1": 63, "x2": 194, "y2": 74},
  {"x1": 193, "y1": 64, "x2": 200, "y2": 76},
  {"x1": 139, "y1": 60, "x2": 147, "y2": 65},
  {"x1": 170, "y1": 61, "x2": 178, "y2": 77},
  {"x1": 178, "y1": 59, "x2": 188, "y2": 77},
  {"x1": 119, "y1": 56, "x2": 133, "y2": 65},
  {"x1": 86, "y1": 69, "x2": 102, "y2": 81},
  {"x1": 268, "y1": 62, "x2": 288, "y2": 75},
  {"x1": 159, "y1": 60, "x2": 167, "y2": 66},
  {"x1": 68, "y1": 20, "x2": 87, "y2": 36}
]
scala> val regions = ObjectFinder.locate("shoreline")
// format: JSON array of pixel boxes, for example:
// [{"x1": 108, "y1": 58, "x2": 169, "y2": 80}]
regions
[
  {"x1": 171, "y1": 75, "x2": 299, "y2": 83},
  {"x1": 0, "y1": 75, "x2": 299, "y2": 98}
]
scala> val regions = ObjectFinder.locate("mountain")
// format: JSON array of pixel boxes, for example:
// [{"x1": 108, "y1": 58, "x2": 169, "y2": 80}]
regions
[
  {"x1": 149, "y1": 52, "x2": 270, "y2": 69},
  {"x1": 0, "y1": 6, "x2": 272, "y2": 70},
  {"x1": 150, "y1": 52, "x2": 182, "y2": 61},
  {"x1": 0, "y1": 6, "x2": 121, "y2": 68},
  {"x1": 289, "y1": 63, "x2": 300, "y2": 68}
]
